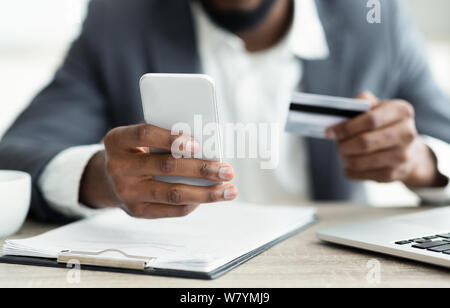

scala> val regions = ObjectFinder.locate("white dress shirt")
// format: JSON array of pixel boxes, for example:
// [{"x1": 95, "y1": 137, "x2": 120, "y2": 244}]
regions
[{"x1": 39, "y1": 0, "x2": 450, "y2": 218}]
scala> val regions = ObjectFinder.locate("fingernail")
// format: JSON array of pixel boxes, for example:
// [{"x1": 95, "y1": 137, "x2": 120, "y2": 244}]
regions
[
  {"x1": 223, "y1": 186, "x2": 238, "y2": 200},
  {"x1": 185, "y1": 140, "x2": 199, "y2": 153},
  {"x1": 218, "y1": 167, "x2": 233, "y2": 181},
  {"x1": 325, "y1": 129, "x2": 336, "y2": 140}
]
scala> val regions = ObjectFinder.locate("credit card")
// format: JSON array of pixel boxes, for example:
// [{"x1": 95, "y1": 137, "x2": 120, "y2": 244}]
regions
[{"x1": 285, "y1": 92, "x2": 371, "y2": 139}]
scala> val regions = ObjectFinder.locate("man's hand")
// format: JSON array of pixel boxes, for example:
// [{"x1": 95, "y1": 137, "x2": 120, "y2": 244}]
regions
[
  {"x1": 325, "y1": 92, "x2": 448, "y2": 188},
  {"x1": 80, "y1": 123, "x2": 237, "y2": 219}
]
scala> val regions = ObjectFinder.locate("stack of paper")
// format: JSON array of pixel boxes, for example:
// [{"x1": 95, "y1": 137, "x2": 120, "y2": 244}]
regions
[{"x1": 2, "y1": 202, "x2": 315, "y2": 276}]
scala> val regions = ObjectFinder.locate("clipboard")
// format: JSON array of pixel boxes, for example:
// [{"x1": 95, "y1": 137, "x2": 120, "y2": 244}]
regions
[{"x1": 0, "y1": 219, "x2": 316, "y2": 280}]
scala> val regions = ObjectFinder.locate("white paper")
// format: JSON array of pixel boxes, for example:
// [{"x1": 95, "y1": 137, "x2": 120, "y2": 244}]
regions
[{"x1": 2, "y1": 202, "x2": 315, "y2": 273}]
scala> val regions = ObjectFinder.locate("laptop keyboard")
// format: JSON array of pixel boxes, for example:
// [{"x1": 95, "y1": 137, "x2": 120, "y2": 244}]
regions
[{"x1": 395, "y1": 233, "x2": 450, "y2": 255}]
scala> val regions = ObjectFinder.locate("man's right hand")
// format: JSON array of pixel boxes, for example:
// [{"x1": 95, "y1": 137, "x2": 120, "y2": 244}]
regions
[{"x1": 80, "y1": 123, "x2": 237, "y2": 219}]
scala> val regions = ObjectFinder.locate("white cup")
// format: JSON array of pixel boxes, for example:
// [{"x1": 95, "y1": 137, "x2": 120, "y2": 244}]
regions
[{"x1": 0, "y1": 171, "x2": 31, "y2": 238}]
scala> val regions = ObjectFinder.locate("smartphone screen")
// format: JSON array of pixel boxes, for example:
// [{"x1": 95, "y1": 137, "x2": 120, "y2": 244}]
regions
[{"x1": 140, "y1": 73, "x2": 222, "y2": 186}]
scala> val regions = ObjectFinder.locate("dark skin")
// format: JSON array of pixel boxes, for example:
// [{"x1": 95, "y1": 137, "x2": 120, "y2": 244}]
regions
[
  {"x1": 81, "y1": 124, "x2": 238, "y2": 218},
  {"x1": 80, "y1": 0, "x2": 447, "y2": 219},
  {"x1": 326, "y1": 92, "x2": 448, "y2": 188},
  {"x1": 232, "y1": 0, "x2": 293, "y2": 52}
]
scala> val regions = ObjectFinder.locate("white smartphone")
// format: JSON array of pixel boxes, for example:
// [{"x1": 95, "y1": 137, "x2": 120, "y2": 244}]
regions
[{"x1": 140, "y1": 73, "x2": 222, "y2": 186}]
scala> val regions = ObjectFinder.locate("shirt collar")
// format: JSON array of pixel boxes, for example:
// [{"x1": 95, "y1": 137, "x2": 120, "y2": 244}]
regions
[{"x1": 191, "y1": 0, "x2": 329, "y2": 60}]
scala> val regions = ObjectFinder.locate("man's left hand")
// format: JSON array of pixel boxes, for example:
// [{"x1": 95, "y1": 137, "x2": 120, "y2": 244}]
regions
[{"x1": 325, "y1": 92, "x2": 448, "y2": 188}]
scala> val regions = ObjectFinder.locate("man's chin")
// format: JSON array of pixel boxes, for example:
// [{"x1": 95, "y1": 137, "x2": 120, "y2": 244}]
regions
[{"x1": 198, "y1": 0, "x2": 278, "y2": 33}]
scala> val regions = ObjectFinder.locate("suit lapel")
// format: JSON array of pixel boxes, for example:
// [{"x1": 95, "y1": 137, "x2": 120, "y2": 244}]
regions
[
  {"x1": 302, "y1": 0, "x2": 348, "y2": 96},
  {"x1": 303, "y1": 0, "x2": 355, "y2": 201},
  {"x1": 148, "y1": 0, "x2": 202, "y2": 74}
]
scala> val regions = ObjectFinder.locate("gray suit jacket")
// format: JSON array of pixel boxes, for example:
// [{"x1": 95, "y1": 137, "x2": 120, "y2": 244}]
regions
[{"x1": 1, "y1": 0, "x2": 449, "y2": 221}]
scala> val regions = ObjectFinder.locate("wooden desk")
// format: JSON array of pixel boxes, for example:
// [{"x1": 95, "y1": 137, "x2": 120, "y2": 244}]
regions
[{"x1": 0, "y1": 204, "x2": 449, "y2": 288}]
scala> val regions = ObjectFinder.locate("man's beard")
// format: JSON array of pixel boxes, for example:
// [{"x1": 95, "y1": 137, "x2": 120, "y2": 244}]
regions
[{"x1": 198, "y1": 0, "x2": 278, "y2": 33}]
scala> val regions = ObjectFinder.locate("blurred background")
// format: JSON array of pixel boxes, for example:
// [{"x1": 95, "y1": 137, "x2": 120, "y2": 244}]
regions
[{"x1": 1, "y1": 0, "x2": 449, "y2": 206}]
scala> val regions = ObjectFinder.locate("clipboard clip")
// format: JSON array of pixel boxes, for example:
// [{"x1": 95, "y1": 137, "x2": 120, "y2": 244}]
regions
[{"x1": 57, "y1": 249, "x2": 155, "y2": 271}]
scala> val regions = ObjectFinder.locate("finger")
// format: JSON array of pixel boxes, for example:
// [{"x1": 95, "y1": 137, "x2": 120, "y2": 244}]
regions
[
  {"x1": 337, "y1": 119, "x2": 416, "y2": 156},
  {"x1": 134, "y1": 154, "x2": 235, "y2": 181},
  {"x1": 344, "y1": 167, "x2": 410, "y2": 183},
  {"x1": 125, "y1": 203, "x2": 199, "y2": 219},
  {"x1": 324, "y1": 91, "x2": 378, "y2": 140},
  {"x1": 356, "y1": 91, "x2": 379, "y2": 108},
  {"x1": 340, "y1": 146, "x2": 411, "y2": 172},
  {"x1": 105, "y1": 123, "x2": 199, "y2": 154},
  {"x1": 326, "y1": 100, "x2": 414, "y2": 141},
  {"x1": 136, "y1": 181, "x2": 238, "y2": 205}
]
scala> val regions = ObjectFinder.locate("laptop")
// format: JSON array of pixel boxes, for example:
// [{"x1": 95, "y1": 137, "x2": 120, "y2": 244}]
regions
[{"x1": 316, "y1": 207, "x2": 450, "y2": 268}]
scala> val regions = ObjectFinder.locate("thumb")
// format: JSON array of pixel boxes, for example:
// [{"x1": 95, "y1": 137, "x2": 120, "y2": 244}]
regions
[{"x1": 356, "y1": 91, "x2": 379, "y2": 109}]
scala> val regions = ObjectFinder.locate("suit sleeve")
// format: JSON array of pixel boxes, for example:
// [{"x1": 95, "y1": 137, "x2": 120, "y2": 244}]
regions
[
  {"x1": 0, "y1": 0, "x2": 111, "y2": 221},
  {"x1": 388, "y1": 0, "x2": 450, "y2": 143},
  {"x1": 388, "y1": 0, "x2": 450, "y2": 203}
]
